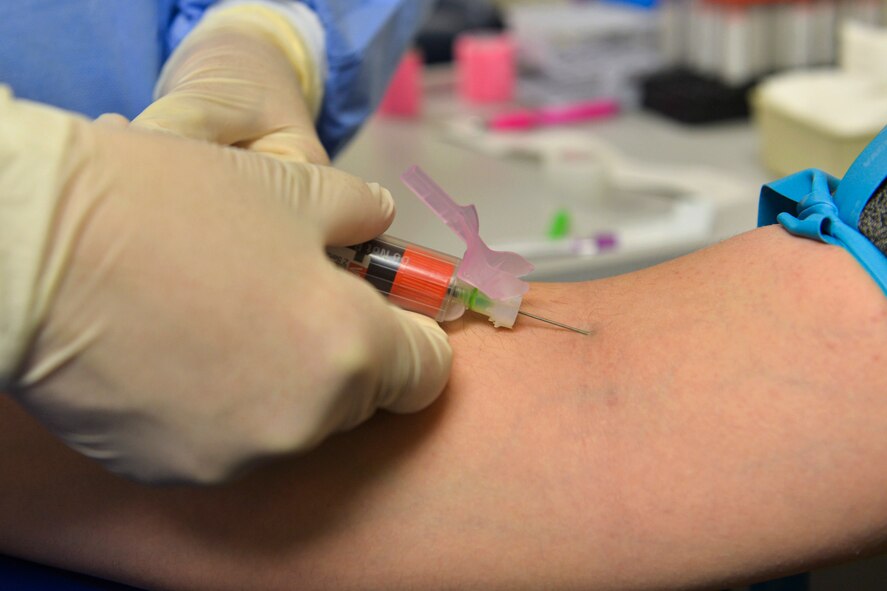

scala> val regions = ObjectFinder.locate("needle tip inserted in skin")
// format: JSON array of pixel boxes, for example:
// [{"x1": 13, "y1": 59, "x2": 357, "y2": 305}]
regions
[{"x1": 517, "y1": 310, "x2": 590, "y2": 335}]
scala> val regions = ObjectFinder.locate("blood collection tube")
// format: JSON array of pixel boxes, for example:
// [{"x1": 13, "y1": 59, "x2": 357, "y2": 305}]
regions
[{"x1": 327, "y1": 234, "x2": 522, "y2": 328}]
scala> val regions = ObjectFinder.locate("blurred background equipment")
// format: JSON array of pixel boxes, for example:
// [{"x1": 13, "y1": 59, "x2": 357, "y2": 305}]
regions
[
  {"x1": 506, "y1": 1, "x2": 662, "y2": 107},
  {"x1": 415, "y1": 0, "x2": 504, "y2": 64},
  {"x1": 646, "y1": 0, "x2": 884, "y2": 123},
  {"x1": 454, "y1": 31, "x2": 517, "y2": 103},
  {"x1": 753, "y1": 20, "x2": 887, "y2": 176},
  {"x1": 378, "y1": 48, "x2": 424, "y2": 118}
]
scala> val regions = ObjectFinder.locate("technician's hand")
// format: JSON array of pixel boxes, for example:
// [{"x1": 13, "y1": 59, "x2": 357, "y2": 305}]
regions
[
  {"x1": 0, "y1": 92, "x2": 451, "y2": 484},
  {"x1": 133, "y1": 3, "x2": 329, "y2": 164}
]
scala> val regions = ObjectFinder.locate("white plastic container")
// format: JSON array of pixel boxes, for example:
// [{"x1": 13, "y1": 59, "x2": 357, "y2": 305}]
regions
[{"x1": 752, "y1": 21, "x2": 887, "y2": 177}]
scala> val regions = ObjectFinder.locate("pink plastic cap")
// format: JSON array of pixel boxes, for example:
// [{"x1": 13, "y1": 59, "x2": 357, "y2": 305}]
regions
[
  {"x1": 488, "y1": 99, "x2": 620, "y2": 131},
  {"x1": 378, "y1": 48, "x2": 423, "y2": 118},
  {"x1": 400, "y1": 165, "x2": 533, "y2": 302},
  {"x1": 454, "y1": 32, "x2": 516, "y2": 104}
]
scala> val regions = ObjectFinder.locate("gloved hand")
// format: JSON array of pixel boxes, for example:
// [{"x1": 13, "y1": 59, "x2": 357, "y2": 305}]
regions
[
  {"x1": 133, "y1": 1, "x2": 329, "y2": 164},
  {"x1": 0, "y1": 90, "x2": 452, "y2": 484}
]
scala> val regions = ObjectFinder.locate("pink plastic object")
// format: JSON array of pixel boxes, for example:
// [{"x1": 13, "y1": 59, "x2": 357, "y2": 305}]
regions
[
  {"x1": 454, "y1": 32, "x2": 516, "y2": 104},
  {"x1": 400, "y1": 166, "x2": 533, "y2": 300},
  {"x1": 488, "y1": 98, "x2": 620, "y2": 131},
  {"x1": 378, "y1": 48, "x2": 423, "y2": 118}
]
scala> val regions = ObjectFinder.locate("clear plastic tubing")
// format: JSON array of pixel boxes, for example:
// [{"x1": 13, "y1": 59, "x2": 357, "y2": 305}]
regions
[{"x1": 327, "y1": 234, "x2": 521, "y2": 327}]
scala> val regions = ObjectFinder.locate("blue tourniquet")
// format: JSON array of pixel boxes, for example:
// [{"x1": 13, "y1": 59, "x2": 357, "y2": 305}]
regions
[{"x1": 758, "y1": 127, "x2": 887, "y2": 296}]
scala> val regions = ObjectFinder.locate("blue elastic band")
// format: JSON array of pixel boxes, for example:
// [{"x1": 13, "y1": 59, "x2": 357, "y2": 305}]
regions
[{"x1": 758, "y1": 127, "x2": 887, "y2": 296}]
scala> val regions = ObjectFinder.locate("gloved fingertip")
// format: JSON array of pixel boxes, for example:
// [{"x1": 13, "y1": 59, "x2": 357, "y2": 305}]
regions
[
  {"x1": 95, "y1": 113, "x2": 131, "y2": 128},
  {"x1": 382, "y1": 308, "x2": 453, "y2": 415},
  {"x1": 366, "y1": 182, "x2": 396, "y2": 223},
  {"x1": 128, "y1": 117, "x2": 185, "y2": 138},
  {"x1": 406, "y1": 308, "x2": 448, "y2": 337}
]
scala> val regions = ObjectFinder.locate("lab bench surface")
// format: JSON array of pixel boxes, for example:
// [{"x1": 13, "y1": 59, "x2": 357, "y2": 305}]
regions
[{"x1": 336, "y1": 67, "x2": 773, "y2": 281}]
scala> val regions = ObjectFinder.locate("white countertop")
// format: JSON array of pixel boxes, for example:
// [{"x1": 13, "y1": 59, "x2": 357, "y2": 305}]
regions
[{"x1": 336, "y1": 68, "x2": 774, "y2": 281}]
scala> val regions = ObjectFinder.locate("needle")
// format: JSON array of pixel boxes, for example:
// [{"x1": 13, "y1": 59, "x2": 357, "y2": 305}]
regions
[{"x1": 517, "y1": 310, "x2": 590, "y2": 335}]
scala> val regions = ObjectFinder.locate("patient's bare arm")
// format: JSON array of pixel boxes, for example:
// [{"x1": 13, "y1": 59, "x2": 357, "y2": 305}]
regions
[{"x1": 1, "y1": 225, "x2": 885, "y2": 591}]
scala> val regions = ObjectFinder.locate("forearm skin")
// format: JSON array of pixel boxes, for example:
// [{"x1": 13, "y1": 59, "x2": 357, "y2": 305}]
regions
[{"x1": 0, "y1": 226, "x2": 885, "y2": 590}]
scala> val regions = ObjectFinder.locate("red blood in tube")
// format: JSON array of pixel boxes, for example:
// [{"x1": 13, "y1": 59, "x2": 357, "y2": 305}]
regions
[{"x1": 389, "y1": 247, "x2": 456, "y2": 318}]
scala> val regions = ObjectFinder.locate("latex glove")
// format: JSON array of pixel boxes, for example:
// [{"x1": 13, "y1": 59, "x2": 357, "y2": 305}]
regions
[
  {"x1": 134, "y1": 2, "x2": 330, "y2": 164},
  {"x1": 0, "y1": 90, "x2": 451, "y2": 484}
]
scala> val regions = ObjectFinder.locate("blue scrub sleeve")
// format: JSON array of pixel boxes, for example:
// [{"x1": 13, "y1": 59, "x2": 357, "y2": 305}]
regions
[
  {"x1": 0, "y1": 1, "x2": 169, "y2": 119},
  {"x1": 301, "y1": 0, "x2": 436, "y2": 157},
  {"x1": 167, "y1": 0, "x2": 436, "y2": 158},
  {"x1": 758, "y1": 127, "x2": 887, "y2": 296},
  {"x1": 166, "y1": 0, "x2": 219, "y2": 59}
]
